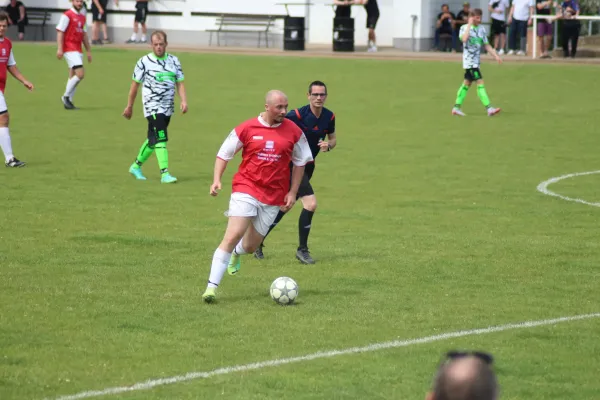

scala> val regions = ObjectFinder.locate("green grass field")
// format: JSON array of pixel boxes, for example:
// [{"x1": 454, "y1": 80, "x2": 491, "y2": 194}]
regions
[{"x1": 1, "y1": 43, "x2": 599, "y2": 400}]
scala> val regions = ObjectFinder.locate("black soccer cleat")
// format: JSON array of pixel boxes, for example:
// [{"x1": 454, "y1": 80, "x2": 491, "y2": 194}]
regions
[
  {"x1": 254, "y1": 244, "x2": 265, "y2": 260},
  {"x1": 5, "y1": 157, "x2": 25, "y2": 167},
  {"x1": 296, "y1": 247, "x2": 315, "y2": 265},
  {"x1": 62, "y1": 96, "x2": 77, "y2": 110}
]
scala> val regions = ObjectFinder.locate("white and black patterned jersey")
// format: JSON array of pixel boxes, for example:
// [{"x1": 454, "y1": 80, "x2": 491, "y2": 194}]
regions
[
  {"x1": 132, "y1": 53, "x2": 184, "y2": 118},
  {"x1": 459, "y1": 24, "x2": 489, "y2": 69}
]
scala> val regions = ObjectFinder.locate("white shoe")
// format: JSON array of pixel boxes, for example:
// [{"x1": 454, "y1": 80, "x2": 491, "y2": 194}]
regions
[
  {"x1": 498, "y1": 49, "x2": 505, "y2": 55},
  {"x1": 367, "y1": 46, "x2": 377, "y2": 52},
  {"x1": 516, "y1": 50, "x2": 525, "y2": 56},
  {"x1": 452, "y1": 107, "x2": 466, "y2": 117},
  {"x1": 507, "y1": 50, "x2": 515, "y2": 55},
  {"x1": 487, "y1": 107, "x2": 501, "y2": 116}
]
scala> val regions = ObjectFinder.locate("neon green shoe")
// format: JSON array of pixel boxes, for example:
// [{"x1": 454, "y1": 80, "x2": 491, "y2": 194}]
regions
[
  {"x1": 202, "y1": 287, "x2": 216, "y2": 303},
  {"x1": 227, "y1": 253, "x2": 241, "y2": 276}
]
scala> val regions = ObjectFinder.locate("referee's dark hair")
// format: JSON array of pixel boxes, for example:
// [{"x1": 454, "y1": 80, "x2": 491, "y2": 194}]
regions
[{"x1": 308, "y1": 80, "x2": 327, "y2": 95}]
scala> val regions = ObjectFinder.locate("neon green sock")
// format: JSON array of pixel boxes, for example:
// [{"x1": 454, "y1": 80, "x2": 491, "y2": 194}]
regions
[
  {"x1": 454, "y1": 84, "x2": 469, "y2": 108},
  {"x1": 133, "y1": 139, "x2": 154, "y2": 168},
  {"x1": 154, "y1": 142, "x2": 169, "y2": 174},
  {"x1": 477, "y1": 84, "x2": 491, "y2": 108}
]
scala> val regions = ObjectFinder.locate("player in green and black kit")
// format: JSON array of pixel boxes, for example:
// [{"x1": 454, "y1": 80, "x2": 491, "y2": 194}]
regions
[
  {"x1": 122, "y1": 30, "x2": 188, "y2": 183},
  {"x1": 452, "y1": 8, "x2": 502, "y2": 117}
]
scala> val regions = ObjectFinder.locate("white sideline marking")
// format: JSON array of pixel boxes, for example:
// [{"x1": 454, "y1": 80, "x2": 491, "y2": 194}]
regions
[
  {"x1": 537, "y1": 170, "x2": 600, "y2": 207},
  {"x1": 51, "y1": 313, "x2": 600, "y2": 400}
]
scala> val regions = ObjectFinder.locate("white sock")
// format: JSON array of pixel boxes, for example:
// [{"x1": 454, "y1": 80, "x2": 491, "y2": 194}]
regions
[
  {"x1": 234, "y1": 240, "x2": 248, "y2": 256},
  {"x1": 130, "y1": 32, "x2": 137, "y2": 41},
  {"x1": 207, "y1": 248, "x2": 232, "y2": 289},
  {"x1": 0, "y1": 127, "x2": 13, "y2": 162},
  {"x1": 64, "y1": 76, "x2": 81, "y2": 99}
]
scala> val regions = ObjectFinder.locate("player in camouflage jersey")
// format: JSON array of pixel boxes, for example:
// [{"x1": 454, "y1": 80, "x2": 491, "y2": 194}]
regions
[
  {"x1": 452, "y1": 8, "x2": 502, "y2": 117},
  {"x1": 122, "y1": 30, "x2": 187, "y2": 183}
]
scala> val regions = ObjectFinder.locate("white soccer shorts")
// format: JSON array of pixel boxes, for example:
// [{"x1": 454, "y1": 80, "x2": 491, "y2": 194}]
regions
[
  {"x1": 0, "y1": 92, "x2": 8, "y2": 114},
  {"x1": 64, "y1": 51, "x2": 84, "y2": 69},
  {"x1": 227, "y1": 192, "x2": 280, "y2": 237}
]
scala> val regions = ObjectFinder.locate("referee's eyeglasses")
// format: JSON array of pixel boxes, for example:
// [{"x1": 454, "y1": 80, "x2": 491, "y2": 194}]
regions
[{"x1": 310, "y1": 92, "x2": 327, "y2": 97}]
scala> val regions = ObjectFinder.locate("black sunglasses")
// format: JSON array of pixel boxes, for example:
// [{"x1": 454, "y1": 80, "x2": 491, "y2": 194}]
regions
[{"x1": 445, "y1": 350, "x2": 494, "y2": 365}]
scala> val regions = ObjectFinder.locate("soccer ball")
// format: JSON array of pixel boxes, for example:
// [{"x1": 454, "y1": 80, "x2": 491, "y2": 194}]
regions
[{"x1": 270, "y1": 277, "x2": 299, "y2": 305}]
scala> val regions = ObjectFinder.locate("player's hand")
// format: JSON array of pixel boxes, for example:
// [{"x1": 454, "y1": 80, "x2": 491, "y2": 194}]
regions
[
  {"x1": 318, "y1": 140, "x2": 330, "y2": 152},
  {"x1": 87, "y1": 52, "x2": 92, "y2": 63},
  {"x1": 180, "y1": 101, "x2": 188, "y2": 114},
  {"x1": 23, "y1": 81, "x2": 33, "y2": 91},
  {"x1": 56, "y1": 50, "x2": 64, "y2": 60},
  {"x1": 122, "y1": 106, "x2": 133, "y2": 120},
  {"x1": 467, "y1": 16, "x2": 474, "y2": 24},
  {"x1": 495, "y1": 54, "x2": 503, "y2": 64},
  {"x1": 210, "y1": 181, "x2": 222, "y2": 196},
  {"x1": 281, "y1": 192, "x2": 296, "y2": 212}
]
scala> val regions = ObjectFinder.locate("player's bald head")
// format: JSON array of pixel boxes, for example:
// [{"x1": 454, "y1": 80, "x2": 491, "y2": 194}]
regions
[
  {"x1": 265, "y1": 90, "x2": 287, "y2": 105},
  {"x1": 429, "y1": 356, "x2": 498, "y2": 400}
]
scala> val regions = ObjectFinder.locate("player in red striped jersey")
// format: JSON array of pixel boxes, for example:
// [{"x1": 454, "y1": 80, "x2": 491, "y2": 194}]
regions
[
  {"x1": 0, "y1": 12, "x2": 33, "y2": 167},
  {"x1": 56, "y1": 0, "x2": 92, "y2": 110}
]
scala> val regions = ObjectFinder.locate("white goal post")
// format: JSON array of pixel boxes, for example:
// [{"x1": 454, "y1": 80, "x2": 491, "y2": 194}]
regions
[{"x1": 531, "y1": 14, "x2": 600, "y2": 59}]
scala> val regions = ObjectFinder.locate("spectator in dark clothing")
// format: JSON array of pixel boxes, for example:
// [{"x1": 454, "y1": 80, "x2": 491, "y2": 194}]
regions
[
  {"x1": 5, "y1": 0, "x2": 27, "y2": 41},
  {"x1": 435, "y1": 4, "x2": 457, "y2": 51},
  {"x1": 560, "y1": 0, "x2": 580, "y2": 57}
]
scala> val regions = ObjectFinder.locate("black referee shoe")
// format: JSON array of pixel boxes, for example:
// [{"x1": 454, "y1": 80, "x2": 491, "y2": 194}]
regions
[
  {"x1": 62, "y1": 96, "x2": 76, "y2": 110},
  {"x1": 5, "y1": 157, "x2": 25, "y2": 167},
  {"x1": 296, "y1": 247, "x2": 315, "y2": 265}
]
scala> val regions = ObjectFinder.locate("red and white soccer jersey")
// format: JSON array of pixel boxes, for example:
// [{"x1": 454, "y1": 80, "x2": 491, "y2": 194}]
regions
[
  {"x1": 217, "y1": 115, "x2": 314, "y2": 206},
  {"x1": 0, "y1": 37, "x2": 16, "y2": 95},
  {"x1": 56, "y1": 8, "x2": 87, "y2": 54}
]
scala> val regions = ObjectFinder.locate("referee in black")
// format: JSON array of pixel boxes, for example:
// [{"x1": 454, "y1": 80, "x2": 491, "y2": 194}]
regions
[{"x1": 255, "y1": 81, "x2": 337, "y2": 265}]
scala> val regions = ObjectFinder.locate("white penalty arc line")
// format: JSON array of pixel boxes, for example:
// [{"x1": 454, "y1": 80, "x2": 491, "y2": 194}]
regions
[
  {"x1": 51, "y1": 313, "x2": 600, "y2": 400},
  {"x1": 537, "y1": 170, "x2": 600, "y2": 207}
]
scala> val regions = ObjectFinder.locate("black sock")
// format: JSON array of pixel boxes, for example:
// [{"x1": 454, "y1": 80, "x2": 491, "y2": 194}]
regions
[
  {"x1": 298, "y1": 208, "x2": 314, "y2": 250},
  {"x1": 262, "y1": 210, "x2": 286, "y2": 244}
]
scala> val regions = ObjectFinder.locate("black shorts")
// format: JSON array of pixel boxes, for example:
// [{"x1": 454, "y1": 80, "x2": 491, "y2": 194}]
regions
[
  {"x1": 291, "y1": 162, "x2": 315, "y2": 199},
  {"x1": 146, "y1": 113, "x2": 171, "y2": 146},
  {"x1": 491, "y1": 18, "x2": 506, "y2": 35},
  {"x1": 135, "y1": 1, "x2": 148, "y2": 24},
  {"x1": 464, "y1": 68, "x2": 483, "y2": 82},
  {"x1": 366, "y1": 7, "x2": 380, "y2": 29},
  {"x1": 92, "y1": 0, "x2": 108, "y2": 23}
]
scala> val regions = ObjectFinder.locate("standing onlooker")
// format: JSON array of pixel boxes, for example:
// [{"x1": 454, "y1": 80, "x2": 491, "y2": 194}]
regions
[
  {"x1": 126, "y1": 0, "x2": 148, "y2": 43},
  {"x1": 434, "y1": 4, "x2": 457, "y2": 52},
  {"x1": 426, "y1": 351, "x2": 499, "y2": 400},
  {"x1": 91, "y1": 0, "x2": 118, "y2": 45},
  {"x1": 507, "y1": 0, "x2": 534, "y2": 55},
  {"x1": 560, "y1": 0, "x2": 580, "y2": 57},
  {"x1": 5, "y1": 0, "x2": 27, "y2": 41},
  {"x1": 536, "y1": 0, "x2": 555, "y2": 58},
  {"x1": 489, "y1": 0, "x2": 510, "y2": 54}
]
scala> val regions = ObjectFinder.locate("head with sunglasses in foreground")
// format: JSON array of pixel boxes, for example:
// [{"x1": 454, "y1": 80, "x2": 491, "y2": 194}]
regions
[{"x1": 426, "y1": 351, "x2": 499, "y2": 400}]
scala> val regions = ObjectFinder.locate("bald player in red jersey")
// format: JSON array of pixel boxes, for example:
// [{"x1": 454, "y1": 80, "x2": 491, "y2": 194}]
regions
[
  {"x1": 202, "y1": 90, "x2": 313, "y2": 304},
  {"x1": 0, "y1": 12, "x2": 33, "y2": 167},
  {"x1": 56, "y1": 0, "x2": 91, "y2": 110}
]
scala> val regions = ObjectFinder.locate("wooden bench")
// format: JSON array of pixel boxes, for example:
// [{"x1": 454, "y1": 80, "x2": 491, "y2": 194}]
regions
[
  {"x1": 207, "y1": 14, "x2": 277, "y2": 48},
  {"x1": 26, "y1": 9, "x2": 51, "y2": 41}
]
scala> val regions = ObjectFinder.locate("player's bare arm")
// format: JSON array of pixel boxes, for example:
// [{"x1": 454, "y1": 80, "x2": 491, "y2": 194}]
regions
[
  {"x1": 461, "y1": 21, "x2": 471, "y2": 42},
  {"x1": 7, "y1": 66, "x2": 33, "y2": 90},
  {"x1": 210, "y1": 158, "x2": 228, "y2": 196},
  {"x1": 83, "y1": 32, "x2": 92, "y2": 63},
  {"x1": 122, "y1": 81, "x2": 140, "y2": 119},
  {"x1": 485, "y1": 44, "x2": 503, "y2": 63},
  {"x1": 56, "y1": 31, "x2": 64, "y2": 59},
  {"x1": 176, "y1": 81, "x2": 188, "y2": 114}
]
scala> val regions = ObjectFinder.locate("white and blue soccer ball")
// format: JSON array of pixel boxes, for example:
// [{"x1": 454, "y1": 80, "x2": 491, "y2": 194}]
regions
[{"x1": 270, "y1": 277, "x2": 299, "y2": 305}]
